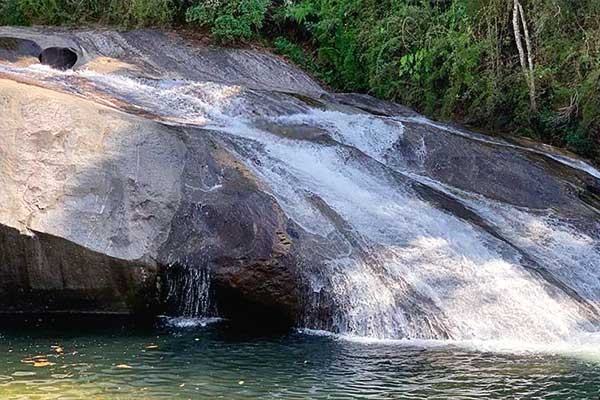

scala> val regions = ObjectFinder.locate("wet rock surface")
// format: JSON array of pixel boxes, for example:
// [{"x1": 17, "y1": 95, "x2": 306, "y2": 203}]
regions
[
  {"x1": 0, "y1": 28, "x2": 599, "y2": 340},
  {"x1": 0, "y1": 77, "x2": 308, "y2": 321}
]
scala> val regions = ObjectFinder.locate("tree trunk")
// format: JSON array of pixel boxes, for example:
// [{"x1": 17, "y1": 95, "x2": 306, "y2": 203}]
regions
[{"x1": 513, "y1": 0, "x2": 537, "y2": 112}]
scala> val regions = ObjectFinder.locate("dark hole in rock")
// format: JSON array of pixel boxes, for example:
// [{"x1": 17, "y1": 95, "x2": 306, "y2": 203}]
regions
[
  {"x1": 586, "y1": 183, "x2": 600, "y2": 197},
  {"x1": 212, "y1": 281, "x2": 296, "y2": 332},
  {"x1": 0, "y1": 37, "x2": 42, "y2": 63},
  {"x1": 38, "y1": 47, "x2": 78, "y2": 70}
]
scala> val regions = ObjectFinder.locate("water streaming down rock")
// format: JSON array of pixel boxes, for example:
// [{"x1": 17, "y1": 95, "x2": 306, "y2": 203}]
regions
[
  {"x1": 1, "y1": 28, "x2": 600, "y2": 346},
  {"x1": 165, "y1": 264, "x2": 214, "y2": 317}
]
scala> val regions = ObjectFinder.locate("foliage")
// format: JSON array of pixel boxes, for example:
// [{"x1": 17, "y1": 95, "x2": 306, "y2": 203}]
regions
[
  {"x1": 185, "y1": 0, "x2": 270, "y2": 43},
  {"x1": 0, "y1": 0, "x2": 28, "y2": 25},
  {"x1": 273, "y1": 36, "x2": 316, "y2": 74},
  {"x1": 0, "y1": 0, "x2": 173, "y2": 27}
]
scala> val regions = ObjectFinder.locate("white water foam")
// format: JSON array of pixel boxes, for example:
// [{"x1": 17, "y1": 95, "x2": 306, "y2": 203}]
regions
[
  {"x1": 220, "y1": 119, "x2": 598, "y2": 343},
  {"x1": 270, "y1": 110, "x2": 405, "y2": 161},
  {"x1": 298, "y1": 329, "x2": 600, "y2": 362},
  {"x1": 159, "y1": 316, "x2": 223, "y2": 328}
]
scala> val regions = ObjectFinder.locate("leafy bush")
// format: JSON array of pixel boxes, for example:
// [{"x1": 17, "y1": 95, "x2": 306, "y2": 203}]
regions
[
  {"x1": 0, "y1": 0, "x2": 28, "y2": 25},
  {"x1": 186, "y1": 0, "x2": 270, "y2": 43},
  {"x1": 1, "y1": 0, "x2": 173, "y2": 26},
  {"x1": 274, "y1": 36, "x2": 316, "y2": 74},
  {"x1": 119, "y1": 0, "x2": 174, "y2": 27},
  {"x1": 566, "y1": 130, "x2": 595, "y2": 158}
]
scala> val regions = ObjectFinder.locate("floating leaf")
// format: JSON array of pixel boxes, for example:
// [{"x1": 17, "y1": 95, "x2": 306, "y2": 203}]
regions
[
  {"x1": 33, "y1": 361, "x2": 54, "y2": 368},
  {"x1": 22, "y1": 355, "x2": 52, "y2": 365},
  {"x1": 116, "y1": 364, "x2": 133, "y2": 369},
  {"x1": 51, "y1": 346, "x2": 64, "y2": 354}
]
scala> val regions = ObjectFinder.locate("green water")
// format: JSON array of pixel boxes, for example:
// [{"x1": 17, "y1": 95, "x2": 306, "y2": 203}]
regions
[{"x1": 0, "y1": 317, "x2": 598, "y2": 399}]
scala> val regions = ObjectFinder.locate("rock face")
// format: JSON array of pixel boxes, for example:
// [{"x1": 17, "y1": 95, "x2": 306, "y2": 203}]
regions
[
  {"x1": 1, "y1": 28, "x2": 599, "y2": 341},
  {"x1": 0, "y1": 224, "x2": 157, "y2": 314},
  {"x1": 0, "y1": 76, "x2": 304, "y2": 320},
  {"x1": 0, "y1": 37, "x2": 41, "y2": 66},
  {"x1": 0, "y1": 28, "x2": 328, "y2": 322}
]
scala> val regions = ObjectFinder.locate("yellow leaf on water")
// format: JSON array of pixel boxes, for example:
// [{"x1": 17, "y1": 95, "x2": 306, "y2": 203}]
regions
[
  {"x1": 33, "y1": 361, "x2": 54, "y2": 368},
  {"x1": 145, "y1": 344, "x2": 159, "y2": 350},
  {"x1": 116, "y1": 364, "x2": 133, "y2": 369},
  {"x1": 23, "y1": 356, "x2": 53, "y2": 366}
]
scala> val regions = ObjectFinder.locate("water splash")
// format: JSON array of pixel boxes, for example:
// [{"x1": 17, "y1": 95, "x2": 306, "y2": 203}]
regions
[
  {"x1": 298, "y1": 329, "x2": 600, "y2": 363},
  {"x1": 159, "y1": 316, "x2": 223, "y2": 329}
]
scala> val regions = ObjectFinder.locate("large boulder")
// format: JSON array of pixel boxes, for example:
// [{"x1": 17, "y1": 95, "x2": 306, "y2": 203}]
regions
[
  {"x1": 0, "y1": 77, "x2": 308, "y2": 321},
  {"x1": 1, "y1": 28, "x2": 599, "y2": 340}
]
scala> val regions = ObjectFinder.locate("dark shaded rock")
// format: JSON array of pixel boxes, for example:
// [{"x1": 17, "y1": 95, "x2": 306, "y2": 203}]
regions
[
  {"x1": 155, "y1": 128, "x2": 304, "y2": 325},
  {"x1": 0, "y1": 37, "x2": 41, "y2": 65},
  {"x1": 324, "y1": 92, "x2": 419, "y2": 117},
  {"x1": 38, "y1": 47, "x2": 77, "y2": 70},
  {"x1": 0, "y1": 224, "x2": 158, "y2": 314},
  {"x1": 389, "y1": 121, "x2": 597, "y2": 213}
]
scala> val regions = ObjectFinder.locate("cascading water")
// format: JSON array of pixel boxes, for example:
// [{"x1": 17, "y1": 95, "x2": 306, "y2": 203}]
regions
[
  {"x1": 165, "y1": 264, "x2": 214, "y2": 318},
  {"x1": 2, "y1": 41, "x2": 600, "y2": 352}
]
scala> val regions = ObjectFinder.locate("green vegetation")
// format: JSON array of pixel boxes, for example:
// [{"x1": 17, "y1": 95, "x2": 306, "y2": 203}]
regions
[
  {"x1": 1, "y1": 0, "x2": 599, "y2": 160},
  {"x1": 1, "y1": 0, "x2": 173, "y2": 26},
  {"x1": 186, "y1": 0, "x2": 270, "y2": 42}
]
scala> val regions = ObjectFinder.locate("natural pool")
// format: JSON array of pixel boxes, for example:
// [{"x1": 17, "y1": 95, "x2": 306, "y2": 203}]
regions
[{"x1": 0, "y1": 317, "x2": 599, "y2": 400}]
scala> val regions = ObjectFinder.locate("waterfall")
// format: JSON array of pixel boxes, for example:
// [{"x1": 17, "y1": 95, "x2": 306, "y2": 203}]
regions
[
  {"x1": 2, "y1": 55, "x2": 599, "y2": 347},
  {"x1": 165, "y1": 264, "x2": 214, "y2": 318}
]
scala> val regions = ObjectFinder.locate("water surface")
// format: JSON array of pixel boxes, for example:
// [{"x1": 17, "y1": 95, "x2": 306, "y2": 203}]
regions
[{"x1": 0, "y1": 318, "x2": 598, "y2": 399}]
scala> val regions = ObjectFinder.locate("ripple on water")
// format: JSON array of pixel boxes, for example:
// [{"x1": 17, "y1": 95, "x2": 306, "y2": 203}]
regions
[{"x1": 0, "y1": 323, "x2": 599, "y2": 399}]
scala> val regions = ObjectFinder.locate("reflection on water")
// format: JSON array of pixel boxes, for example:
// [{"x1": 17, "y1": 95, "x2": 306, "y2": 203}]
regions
[{"x1": 0, "y1": 318, "x2": 599, "y2": 399}]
